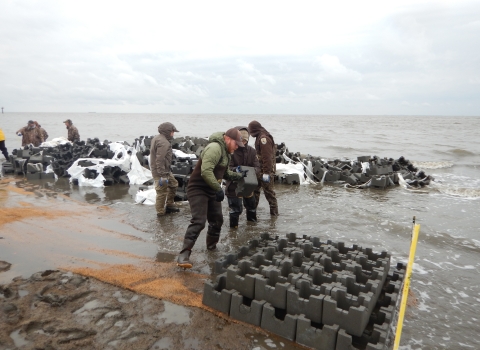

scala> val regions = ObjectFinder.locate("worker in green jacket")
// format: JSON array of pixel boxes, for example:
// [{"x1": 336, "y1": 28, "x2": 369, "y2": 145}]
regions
[{"x1": 177, "y1": 128, "x2": 248, "y2": 269}]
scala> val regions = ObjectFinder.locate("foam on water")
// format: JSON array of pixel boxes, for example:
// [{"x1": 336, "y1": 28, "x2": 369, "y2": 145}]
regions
[{"x1": 412, "y1": 160, "x2": 453, "y2": 169}]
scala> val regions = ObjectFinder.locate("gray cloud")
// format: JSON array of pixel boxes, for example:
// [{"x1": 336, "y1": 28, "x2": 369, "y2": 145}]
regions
[{"x1": 0, "y1": 1, "x2": 479, "y2": 115}]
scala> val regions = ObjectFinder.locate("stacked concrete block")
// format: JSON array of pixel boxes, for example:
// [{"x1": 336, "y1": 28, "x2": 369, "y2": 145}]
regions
[{"x1": 204, "y1": 233, "x2": 405, "y2": 349}]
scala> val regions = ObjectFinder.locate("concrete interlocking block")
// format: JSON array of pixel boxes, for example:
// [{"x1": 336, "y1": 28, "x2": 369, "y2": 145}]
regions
[
  {"x1": 260, "y1": 303, "x2": 298, "y2": 341},
  {"x1": 226, "y1": 260, "x2": 256, "y2": 299},
  {"x1": 323, "y1": 288, "x2": 372, "y2": 337},
  {"x1": 286, "y1": 281, "x2": 324, "y2": 324},
  {"x1": 254, "y1": 273, "x2": 290, "y2": 309},
  {"x1": 296, "y1": 315, "x2": 338, "y2": 350},
  {"x1": 202, "y1": 274, "x2": 234, "y2": 315},
  {"x1": 214, "y1": 253, "x2": 238, "y2": 274},
  {"x1": 229, "y1": 292, "x2": 266, "y2": 326},
  {"x1": 335, "y1": 327, "x2": 388, "y2": 350}
]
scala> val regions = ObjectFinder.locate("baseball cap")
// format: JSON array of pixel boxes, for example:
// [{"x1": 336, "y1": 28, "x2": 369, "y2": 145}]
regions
[
  {"x1": 225, "y1": 128, "x2": 244, "y2": 147},
  {"x1": 28, "y1": 120, "x2": 34, "y2": 124},
  {"x1": 63, "y1": 119, "x2": 72, "y2": 124}
]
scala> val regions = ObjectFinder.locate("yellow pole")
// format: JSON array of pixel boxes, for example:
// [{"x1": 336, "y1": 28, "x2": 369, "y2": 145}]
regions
[{"x1": 393, "y1": 218, "x2": 421, "y2": 350}]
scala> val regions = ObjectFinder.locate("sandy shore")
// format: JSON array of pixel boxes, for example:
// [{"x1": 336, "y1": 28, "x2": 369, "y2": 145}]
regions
[{"x1": 0, "y1": 178, "x2": 299, "y2": 349}]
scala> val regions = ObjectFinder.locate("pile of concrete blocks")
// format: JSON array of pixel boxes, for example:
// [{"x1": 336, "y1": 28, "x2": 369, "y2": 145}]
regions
[{"x1": 203, "y1": 233, "x2": 406, "y2": 350}]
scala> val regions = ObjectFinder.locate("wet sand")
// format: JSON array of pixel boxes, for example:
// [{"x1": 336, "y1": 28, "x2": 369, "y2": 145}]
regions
[{"x1": 0, "y1": 179, "x2": 300, "y2": 349}]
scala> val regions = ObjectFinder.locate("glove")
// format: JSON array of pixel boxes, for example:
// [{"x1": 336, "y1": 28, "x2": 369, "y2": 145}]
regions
[
  {"x1": 241, "y1": 169, "x2": 249, "y2": 177},
  {"x1": 17, "y1": 133, "x2": 22, "y2": 136},
  {"x1": 215, "y1": 189, "x2": 225, "y2": 202},
  {"x1": 235, "y1": 166, "x2": 242, "y2": 173},
  {"x1": 262, "y1": 174, "x2": 270, "y2": 183},
  {"x1": 158, "y1": 177, "x2": 168, "y2": 186}
]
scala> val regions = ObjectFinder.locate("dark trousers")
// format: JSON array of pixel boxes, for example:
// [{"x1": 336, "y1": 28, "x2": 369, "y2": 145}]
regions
[
  {"x1": 228, "y1": 196, "x2": 257, "y2": 219},
  {"x1": 184, "y1": 191, "x2": 223, "y2": 244},
  {"x1": 0, "y1": 141, "x2": 7, "y2": 159}
]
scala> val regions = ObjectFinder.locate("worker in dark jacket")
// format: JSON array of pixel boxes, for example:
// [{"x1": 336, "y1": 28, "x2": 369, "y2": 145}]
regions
[
  {"x1": 150, "y1": 122, "x2": 180, "y2": 217},
  {"x1": 248, "y1": 120, "x2": 278, "y2": 216},
  {"x1": 177, "y1": 128, "x2": 247, "y2": 269},
  {"x1": 225, "y1": 126, "x2": 261, "y2": 228}
]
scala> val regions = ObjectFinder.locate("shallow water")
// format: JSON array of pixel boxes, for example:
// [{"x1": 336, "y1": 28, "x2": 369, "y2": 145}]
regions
[{"x1": 1, "y1": 113, "x2": 480, "y2": 349}]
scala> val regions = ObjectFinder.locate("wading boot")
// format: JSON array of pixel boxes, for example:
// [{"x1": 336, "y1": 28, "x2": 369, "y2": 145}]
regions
[
  {"x1": 176, "y1": 239, "x2": 195, "y2": 269},
  {"x1": 229, "y1": 215, "x2": 239, "y2": 229},
  {"x1": 246, "y1": 211, "x2": 257, "y2": 222},
  {"x1": 206, "y1": 234, "x2": 220, "y2": 251},
  {"x1": 165, "y1": 206, "x2": 180, "y2": 214}
]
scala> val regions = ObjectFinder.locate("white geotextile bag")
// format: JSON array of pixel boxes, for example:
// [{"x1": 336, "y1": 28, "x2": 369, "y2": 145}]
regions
[
  {"x1": 275, "y1": 163, "x2": 314, "y2": 185},
  {"x1": 134, "y1": 187, "x2": 156, "y2": 205},
  {"x1": 127, "y1": 148, "x2": 152, "y2": 185},
  {"x1": 40, "y1": 137, "x2": 71, "y2": 147},
  {"x1": 173, "y1": 149, "x2": 197, "y2": 159},
  {"x1": 77, "y1": 173, "x2": 106, "y2": 188}
]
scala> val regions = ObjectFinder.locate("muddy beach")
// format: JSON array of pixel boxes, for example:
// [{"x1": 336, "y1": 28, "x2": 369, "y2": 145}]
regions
[{"x1": 0, "y1": 178, "x2": 298, "y2": 350}]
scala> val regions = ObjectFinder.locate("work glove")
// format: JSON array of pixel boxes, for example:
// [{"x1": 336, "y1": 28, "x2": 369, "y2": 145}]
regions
[
  {"x1": 17, "y1": 133, "x2": 22, "y2": 136},
  {"x1": 215, "y1": 189, "x2": 225, "y2": 202},
  {"x1": 262, "y1": 174, "x2": 270, "y2": 183},
  {"x1": 158, "y1": 177, "x2": 168, "y2": 186},
  {"x1": 235, "y1": 166, "x2": 249, "y2": 177}
]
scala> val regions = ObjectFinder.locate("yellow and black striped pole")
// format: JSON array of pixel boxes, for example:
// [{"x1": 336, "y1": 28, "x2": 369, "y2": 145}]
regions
[{"x1": 393, "y1": 216, "x2": 421, "y2": 350}]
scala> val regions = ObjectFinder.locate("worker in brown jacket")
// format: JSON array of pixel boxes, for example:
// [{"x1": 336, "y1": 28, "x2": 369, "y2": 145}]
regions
[
  {"x1": 248, "y1": 120, "x2": 278, "y2": 216},
  {"x1": 63, "y1": 119, "x2": 80, "y2": 142},
  {"x1": 149, "y1": 122, "x2": 180, "y2": 217},
  {"x1": 34, "y1": 121, "x2": 48, "y2": 142},
  {"x1": 16, "y1": 120, "x2": 44, "y2": 147},
  {"x1": 225, "y1": 126, "x2": 261, "y2": 227}
]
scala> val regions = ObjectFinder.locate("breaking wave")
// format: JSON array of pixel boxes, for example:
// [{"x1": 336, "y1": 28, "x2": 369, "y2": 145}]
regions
[{"x1": 412, "y1": 161, "x2": 454, "y2": 169}]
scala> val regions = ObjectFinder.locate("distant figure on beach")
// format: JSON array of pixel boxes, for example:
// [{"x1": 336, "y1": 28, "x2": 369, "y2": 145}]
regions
[
  {"x1": 150, "y1": 122, "x2": 181, "y2": 217},
  {"x1": 16, "y1": 120, "x2": 44, "y2": 147},
  {"x1": 176, "y1": 128, "x2": 246, "y2": 269},
  {"x1": 0, "y1": 127, "x2": 9, "y2": 159},
  {"x1": 225, "y1": 126, "x2": 261, "y2": 228},
  {"x1": 34, "y1": 121, "x2": 49, "y2": 142},
  {"x1": 64, "y1": 119, "x2": 80, "y2": 142},
  {"x1": 248, "y1": 120, "x2": 278, "y2": 216}
]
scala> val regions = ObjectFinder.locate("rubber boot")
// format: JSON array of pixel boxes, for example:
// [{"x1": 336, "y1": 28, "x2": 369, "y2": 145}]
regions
[
  {"x1": 229, "y1": 215, "x2": 239, "y2": 229},
  {"x1": 206, "y1": 234, "x2": 220, "y2": 251},
  {"x1": 166, "y1": 206, "x2": 180, "y2": 213},
  {"x1": 176, "y1": 239, "x2": 195, "y2": 269},
  {"x1": 246, "y1": 211, "x2": 257, "y2": 222}
]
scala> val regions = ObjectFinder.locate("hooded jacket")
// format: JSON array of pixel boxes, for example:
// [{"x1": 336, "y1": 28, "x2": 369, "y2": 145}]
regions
[
  {"x1": 16, "y1": 125, "x2": 44, "y2": 147},
  {"x1": 187, "y1": 132, "x2": 242, "y2": 195},
  {"x1": 248, "y1": 121, "x2": 276, "y2": 174},
  {"x1": 150, "y1": 122, "x2": 176, "y2": 178}
]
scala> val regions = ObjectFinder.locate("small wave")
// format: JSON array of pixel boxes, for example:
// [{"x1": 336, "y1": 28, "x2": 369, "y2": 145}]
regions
[
  {"x1": 448, "y1": 148, "x2": 475, "y2": 157},
  {"x1": 438, "y1": 186, "x2": 480, "y2": 199},
  {"x1": 412, "y1": 161, "x2": 454, "y2": 169},
  {"x1": 329, "y1": 145, "x2": 357, "y2": 152}
]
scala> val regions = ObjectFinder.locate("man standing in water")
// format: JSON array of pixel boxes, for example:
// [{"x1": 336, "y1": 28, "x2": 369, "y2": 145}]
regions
[
  {"x1": 34, "y1": 121, "x2": 48, "y2": 142},
  {"x1": 176, "y1": 128, "x2": 247, "y2": 269},
  {"x1": 225, "y1": 126, "x2": 260, "y2": 228},
  {"x1": 248, "y1": 120, "x2": 278, "y2": 216},
  {"x1": 63, "y1": 119, "x2": 80, "y2": 142},
  {"x1": 150, "y1": 122, "x2": 180, "y2": 217},
  {"x1": 16, "y1": 120, "x2": 44, "y2": 147}
]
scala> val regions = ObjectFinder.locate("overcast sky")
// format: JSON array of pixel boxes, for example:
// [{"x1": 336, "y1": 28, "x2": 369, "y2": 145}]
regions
[{"x1": 1, "y1": 0, "x2": 479, "y2": 115}]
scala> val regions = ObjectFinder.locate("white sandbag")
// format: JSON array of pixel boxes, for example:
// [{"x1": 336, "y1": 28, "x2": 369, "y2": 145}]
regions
[
  {"x1": 134, "y1": 187, "x2": 156, "y2": 205},
  {"x1": 127, "y1": 148, "x2": 152, "y2": 185},
  {"x1": 77, "y1": 173, "x2": 106, "y2": 188},
  {"x1": 40, "y1": 137, "x2": 71, "y2": 147},
  {"x1": 276, "y1": 163, "x2": 314, "y2": 185},
  {"x1": 173, "y1": 149, "x2": 197, "y2": 159}
]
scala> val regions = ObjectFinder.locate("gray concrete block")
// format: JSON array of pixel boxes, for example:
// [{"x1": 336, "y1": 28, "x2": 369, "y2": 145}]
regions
[
  {"x1": 335, "y1": 327, "x2": 388, "y2": 350},
  {"x1": 214, "y1": 253, "x2": 238, "y2": 274},
  {"x1": 226, "y1": 260, "x2": 257, "y2": 299},
  {"x1": 254, "y1": 273, "x2": 290, "y2": 309},
  {"x1": 296, "y1": 314, "x2": 338, "y2": 350},
  {"x1": 323, "y1": 288, "x2": 372, "y2": 337},
  {"x1": 235, "y1": 165, "x2": 258, "y2": 197},
  {"x1": 286, "y1": 281, "x2": 324, "y2": 324},
  {"x1": 202, "y1": 274, "x2": 234, "y2": 315},
  {"x1": 229, "y1": 292, "x2": 266, "y2": 326},
  {"x1": 260, "y1": 303, "x2": 298, "y2": 341}
]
